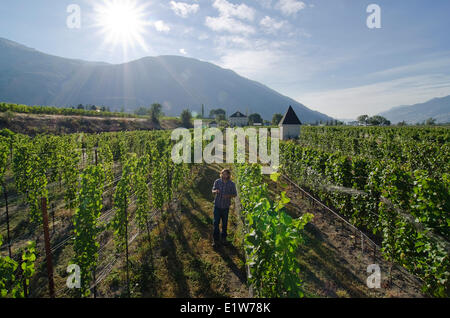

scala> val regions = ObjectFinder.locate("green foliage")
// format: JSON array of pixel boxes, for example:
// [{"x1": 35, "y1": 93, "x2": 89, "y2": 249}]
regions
[
  {"x1": 12, "y1": 136, "x2": 48, "y2": 225},
  {"x1": 149, "y1": 103, "x2": 163, "y2": 124},
  {"x1": 280, "y1": 126, "x2": 450, "y2": 297},
  {"x1": 98, "y1": 143, "x2": 114, "y2": 186},
  {"x1": 236, "y1": 164, "x2": 313, "y2": 298},
  {"x1": 151, "y1": 159, "x2": 167, "y2": 210},
  {"x1": 412, "y1": 171, "x2": 449, "y2": 236},
  {"x1": 0, "y1": 137, "x2": 9, "y2": 187},
  {"x1": 21, "y1": 241, "x2": 36, "y2": 296},
  {"x1": 134, "y1": 155, "x2": 151, "y2": 233},
  {"x1": 272, "y1": 113, "x2": 283, "y2": 126},
  {"x1": 0, "y1": 102, "x2": 139, "y2": 118},
  {"x1": 1, "y1": 128, "x2": 194, "y2": 298},
  {"x1": 112, "y1": 154, "x2": 138, "y2": 251},
  {"x1": 61, "y1": 138, "x2": 81, "y2": 209},
  {"x1": 357, "y1": 114, "x2": 390, "y2": 126},
  {"x1": 73, "y1": 166, "x2": 105, "y2": 297},
  {"x1": 0, "y1": 236, "x2": 36, "y2": 298},
  {"x1": 248, "y1": 113, "x2": 263, "y2": 125},
  {"x1": 180, "y1": 109, "x2": 193, "y2": 128},
  {"x1": 209, "y1": 108, "x2": 226, "y2": 120},
  {"x1": 0, "y1": 235, "x2": 20, "y2": 298}
]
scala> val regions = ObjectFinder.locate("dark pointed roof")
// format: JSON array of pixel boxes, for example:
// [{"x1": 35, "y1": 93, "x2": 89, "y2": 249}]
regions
[
  {"x1": 279, "y1": 106, "x2": 302, "y2": 125},
  {"x1": 230, "y1": 111, "x2": 247, "y2": 118}
]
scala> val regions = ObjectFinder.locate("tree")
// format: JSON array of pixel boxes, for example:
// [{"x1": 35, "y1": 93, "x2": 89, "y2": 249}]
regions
[
  {"x1": 425, "y1": 118, "x2": 436, "y2": 126},
  {"x1": 149, "y1": 103, "x2": 163, "y2": 124},
  {"x1": 357, "y1": 115, "x2": 369, "y2": 125},
  {"x1": 77, "y1": 104, "x2": 84, "y2": 110},
  {"x1": 180, "y1": 109, "x2": 192, "y2": 128},
  {"x1": 209, "y1": 109, "x2": 226, "y2": 119},
  {"x1": 201, "y1": 104, "x2": 205, "y2": 119},
  {"x1": 397, "y1": 121, "x2": 407, "y2": 126},
  {"x1": 249, "y1": 113, "x2": 263, "y2": 125},
  {"x1": 368, "y1": 115, "x2": 391, "y2": 126},
  {"x1": 272, "y1": 113, "x2": 283, "y2": 126},
  {"x1": 216, "y1": 113, "x2": 226, "y2": 122}
]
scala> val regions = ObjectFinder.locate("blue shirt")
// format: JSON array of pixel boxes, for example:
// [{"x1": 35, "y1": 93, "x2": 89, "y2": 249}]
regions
[{"x1": 212, "y1": 179, "x2": 237, "y2": 209}]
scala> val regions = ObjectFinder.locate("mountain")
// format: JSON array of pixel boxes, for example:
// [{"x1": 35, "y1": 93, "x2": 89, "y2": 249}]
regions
[
  {"x1": 378, "y1": 96, "x2": 450, "y2": 124},
  {"x1": 0, "y1": 38, "x2": 332, "y2": 123}
]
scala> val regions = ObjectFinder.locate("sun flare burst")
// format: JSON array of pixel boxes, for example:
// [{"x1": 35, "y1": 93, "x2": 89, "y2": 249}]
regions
[{"x1": 93, "y1": 0, "x2": 150, "y2": 51}]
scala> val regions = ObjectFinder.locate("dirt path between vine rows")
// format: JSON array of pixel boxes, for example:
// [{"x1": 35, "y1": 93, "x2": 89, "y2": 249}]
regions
[
  {"x1": 140, "y1": 164, "x2": 249, "y2": 298},
  {"x1": 266, "y1": 176, "x2": 424, "y2": 298}
]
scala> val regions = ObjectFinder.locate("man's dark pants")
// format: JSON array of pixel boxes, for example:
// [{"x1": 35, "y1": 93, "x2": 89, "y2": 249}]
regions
[{"x1": 213, "y1": 206, "x2": 229, "y2": 242}]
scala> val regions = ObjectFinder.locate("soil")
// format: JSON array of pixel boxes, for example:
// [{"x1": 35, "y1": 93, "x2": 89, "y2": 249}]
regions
[
  {"x1": 130, "y1": 164, "x2": 249, "y2": 298},
  {"x1": 266, "y1": 175, "x2": 424, "y2": 298}
]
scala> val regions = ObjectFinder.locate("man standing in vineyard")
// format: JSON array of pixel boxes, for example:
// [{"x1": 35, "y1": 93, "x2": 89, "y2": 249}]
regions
[{"x1": 212, "y1": 169, "x2": 237, "y2": 248}]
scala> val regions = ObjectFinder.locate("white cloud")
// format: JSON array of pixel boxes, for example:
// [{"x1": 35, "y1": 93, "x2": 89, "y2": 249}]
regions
[
  {"x1": 170, "y1": 1, "x2": 199, "y2": 18},
  {"x1": 205, "y1": 0, "x2": 256, "y2": 34},
  {"x1": 212, "y1": 0, "x2": 256, "y2": 21},
  {"x1": 206, "y1": 15, "x2": 255, "y2": 35},
  {"x1": 154, "y1": 20, "x2": 171, "y2": 32},
  {"x1": 276, "y1": 0, "x2": 306, "y2": 16},
  {"x1": 179, "y1": 48, "x2": 187, "y2": 55},
  {"x1": 260, "y1": 16, "x2": 286, "y2": 33},
  {"x1": 217, "y1": 48, "x2": 296, "y2": 82},
  {"x1": 219, "y1": 50, "x2": 279, "y2": 77}
]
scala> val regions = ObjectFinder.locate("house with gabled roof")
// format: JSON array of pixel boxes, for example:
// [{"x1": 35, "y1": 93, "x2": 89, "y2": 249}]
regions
[
  {"x1": 229, "y1": 111, "x2": 248, "y2": 127},
  {"x1": 279, "y1": 106, "x2": 302, "y2": 140}
]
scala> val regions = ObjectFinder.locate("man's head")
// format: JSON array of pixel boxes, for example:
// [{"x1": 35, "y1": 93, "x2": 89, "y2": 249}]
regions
[{"x1": 220, "y1": 169, "x2": 231, "y2": 181}]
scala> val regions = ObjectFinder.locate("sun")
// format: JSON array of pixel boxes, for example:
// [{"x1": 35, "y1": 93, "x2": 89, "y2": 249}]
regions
[{"x1": 93, "y1": 0, "x2": 150, "y2": 50}]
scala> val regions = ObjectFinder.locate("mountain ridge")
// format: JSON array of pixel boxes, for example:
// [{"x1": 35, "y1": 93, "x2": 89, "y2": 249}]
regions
[
  {"x1": 378, "y1": 95, "x2": 450, "y2": 124},
  {"x1": 0, "y1": 37, "x2": 332, "y2": 122}
]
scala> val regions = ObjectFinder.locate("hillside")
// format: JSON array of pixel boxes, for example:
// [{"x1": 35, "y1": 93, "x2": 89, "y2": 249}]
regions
[
  {"x1": 0, "y1": 38, "x2": 332, "y2": 123},
  {"x1": 378, "y1": 95, "x2": 450, "y2": 124},
  {"x1": 0, "y1": 112, "x2": 181, "y2": 135}
]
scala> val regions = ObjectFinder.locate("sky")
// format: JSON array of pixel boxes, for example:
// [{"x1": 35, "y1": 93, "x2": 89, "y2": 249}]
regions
[{"x1": 1, "y1": 0, "x2": 450, "y2": 119}]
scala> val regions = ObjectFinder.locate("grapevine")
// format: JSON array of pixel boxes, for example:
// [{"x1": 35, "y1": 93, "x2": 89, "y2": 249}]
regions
[{"x1": 72, "y1": 165, "x2": 105, "y2": 297}]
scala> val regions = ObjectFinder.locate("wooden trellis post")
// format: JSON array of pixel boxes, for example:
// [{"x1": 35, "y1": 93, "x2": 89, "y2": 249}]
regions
[
  {"x1": 41, "y1": 198, "x2": 55, "y2": 298},
  {"x1": 361, "y1": 232, "x2": 364, "y2": 254}
]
